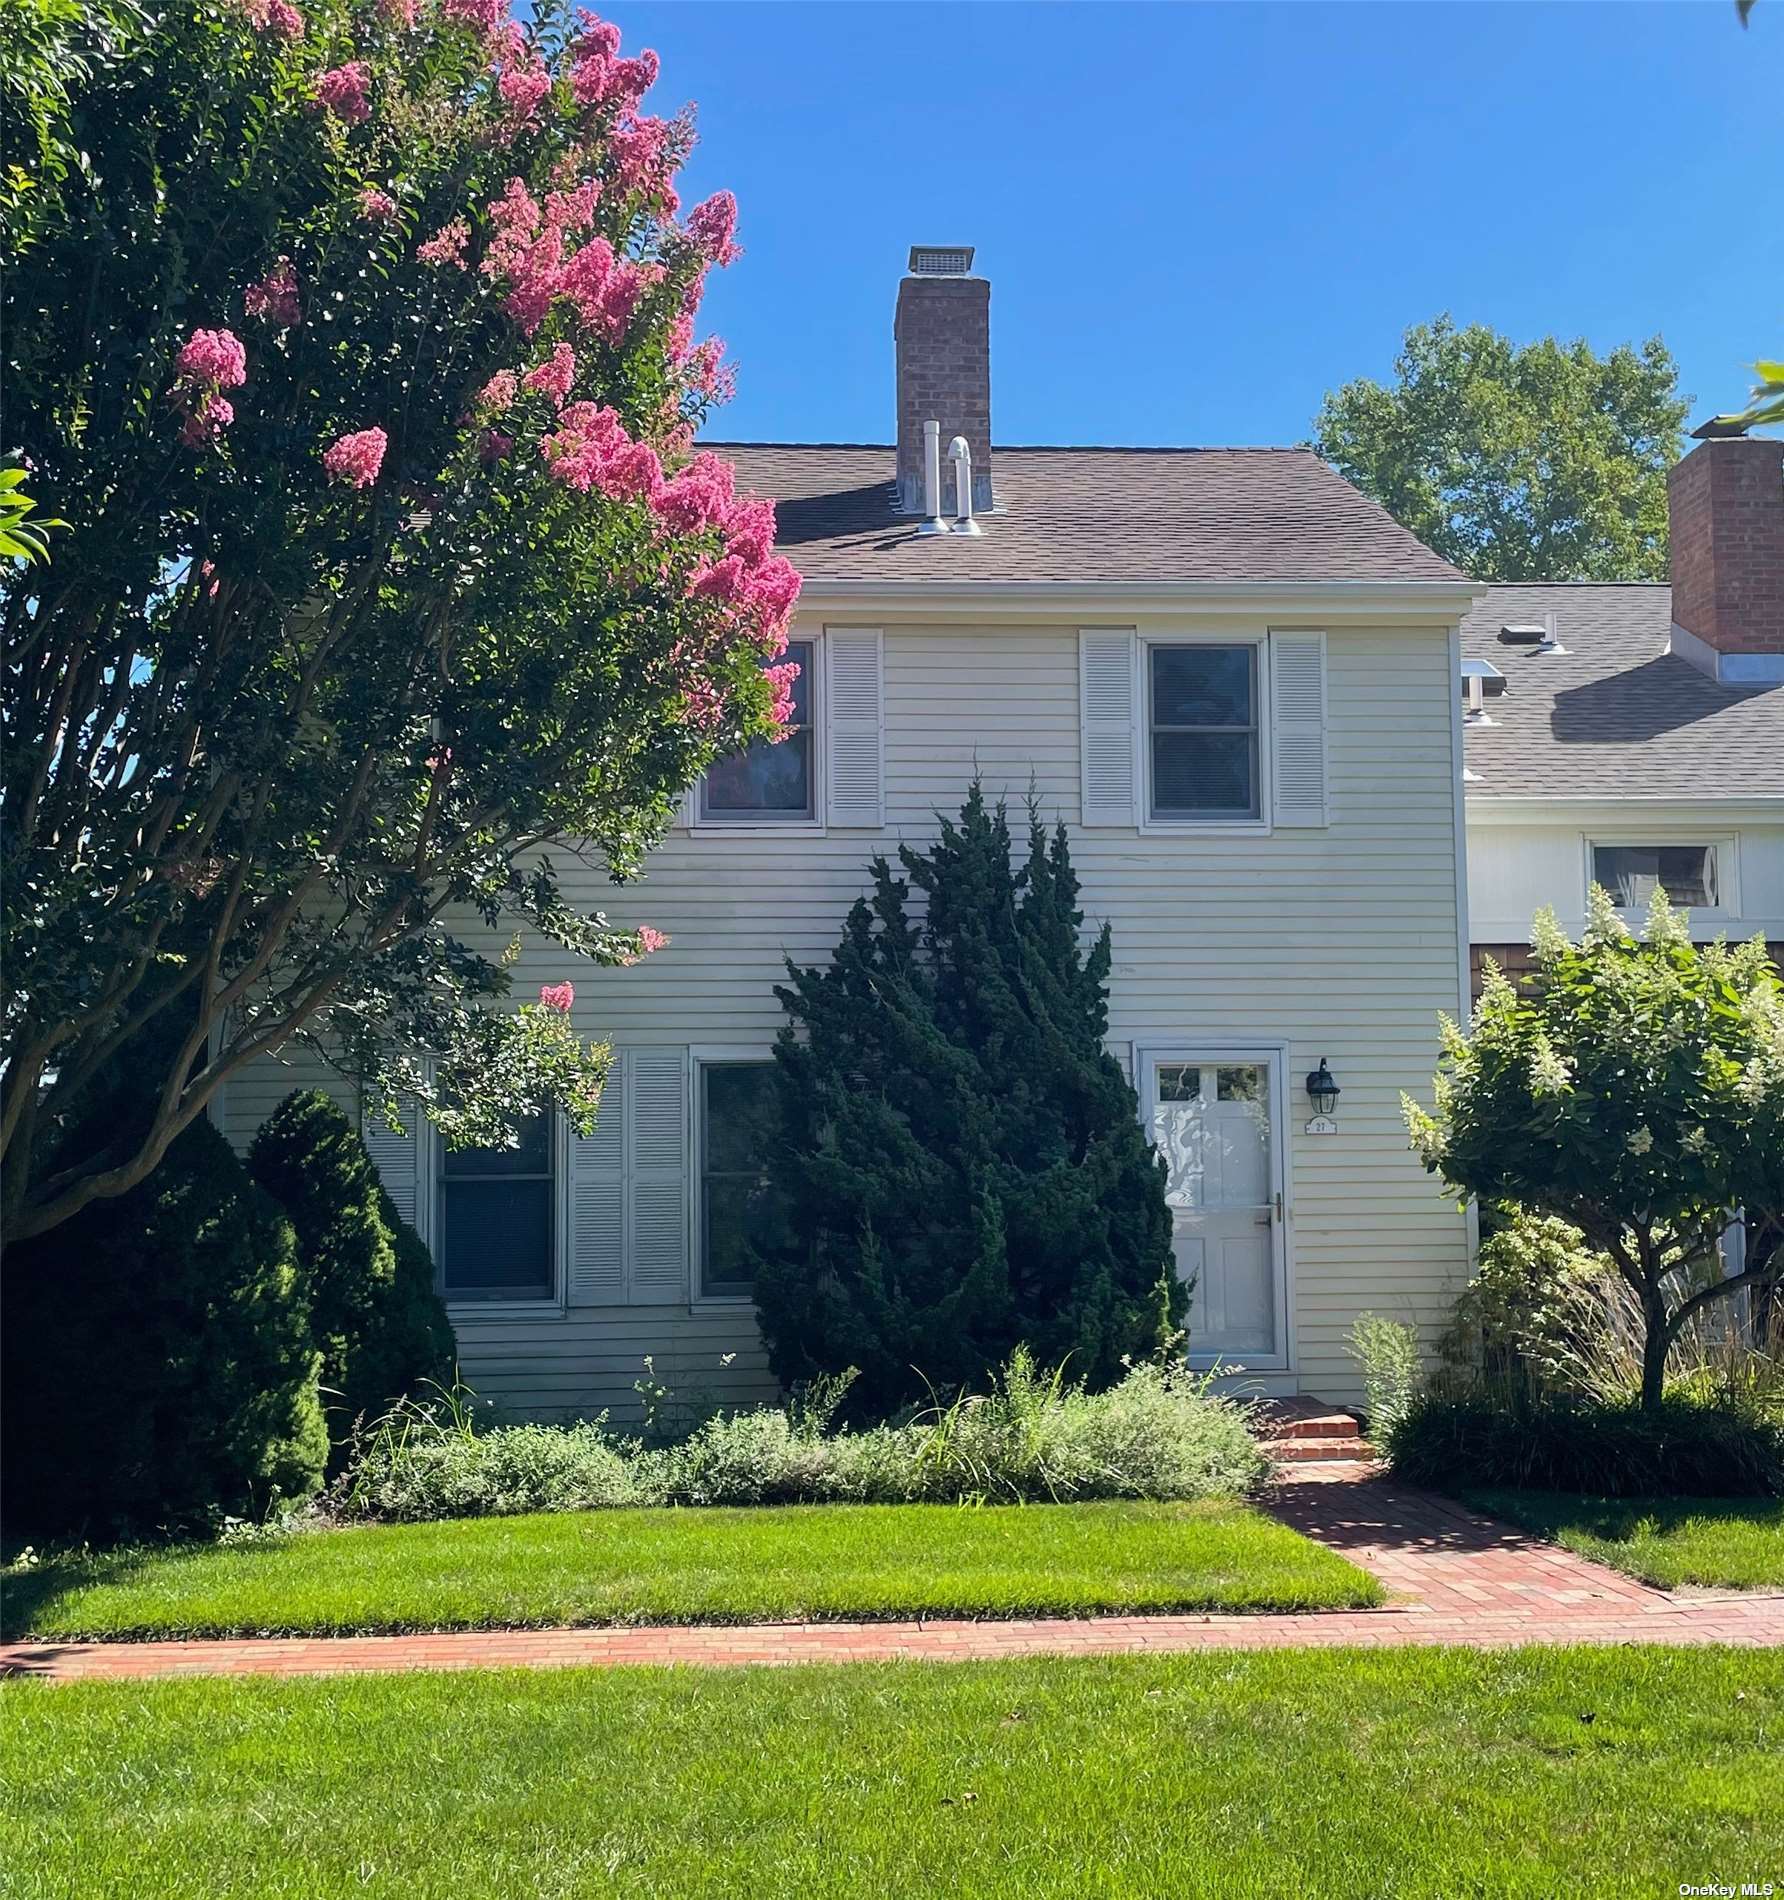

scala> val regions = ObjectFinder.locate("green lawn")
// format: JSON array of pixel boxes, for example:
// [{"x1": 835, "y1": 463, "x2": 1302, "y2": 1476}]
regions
[
  {"x1": 1465, "y1": 1490, "x2": 1784, "y2": 1591},
  {"x1": 2, "y1": 1500, "x2": 1379, "y2": 1640},
  {"x1": 5, "y1": 1649, "x2": 1780, "y2": 1897}
]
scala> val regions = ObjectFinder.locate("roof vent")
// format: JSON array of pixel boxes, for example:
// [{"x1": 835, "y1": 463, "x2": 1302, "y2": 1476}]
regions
[
  {"x1": 908, "y1": 244, "x2": 975, "y2": 277},
  {"x1": 1461, "y1": 657, "x2": 1506, "y2": 721},
  {"x1": 1499, "y1": 613, "x2": 1567, "y2": 654}
]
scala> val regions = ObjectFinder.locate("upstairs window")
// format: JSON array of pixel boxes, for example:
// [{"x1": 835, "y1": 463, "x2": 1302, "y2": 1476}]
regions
[
  {"x1": 1591, "y1": 843, "x2": 1718, "y2": 911},
  {"x1": 437, "y1": 1112, "x2": 556, "y2": 1303},
  {"x1": 699, "y1": 640, "x2": 814, "y2": 822},
  {"x1": 1148, "y1": 644, "x2": 1260, "y2": 821}
]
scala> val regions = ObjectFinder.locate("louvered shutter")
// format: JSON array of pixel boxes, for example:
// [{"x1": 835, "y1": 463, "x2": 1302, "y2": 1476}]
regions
[
  {"x1": 362, "y1": 1094, "x2": 425, "y2": 1238},
  {"x1": 628, "y1": 1047, "x2": 689, "y2": 1301},
  {"x1": 1269, "y1": 631, "x2": 1329, "y2": 827},
  {"x1": 568, "y1": 1054, "x2": 625, "y2": 1306},
  {"x1": 824, "y1": 629, "x2": 884, "y2": 827},
  {"x1": 1080, "y1": 628, "x2": 1138, "y2": 825}
]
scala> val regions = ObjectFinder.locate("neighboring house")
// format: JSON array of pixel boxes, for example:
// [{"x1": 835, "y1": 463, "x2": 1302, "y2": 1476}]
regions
[
  {"x1": 223, "y1": 246, "x2": 1482, "y2": 1417},
  {"x1": 1462, "y1": 432, "x2": 1784, "y2": 990}
]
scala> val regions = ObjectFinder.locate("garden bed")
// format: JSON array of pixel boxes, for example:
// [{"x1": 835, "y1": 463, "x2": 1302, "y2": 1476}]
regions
[
  {"x1": 6, "y1": 1649, "x2": 1778, "y2": 1895},
  {"x1": 2, "y1": 1500, "x2": 1380, "y2": 1641}
]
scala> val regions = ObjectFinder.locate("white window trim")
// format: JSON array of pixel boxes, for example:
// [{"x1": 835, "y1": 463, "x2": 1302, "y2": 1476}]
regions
[
  {"x1": 1582, "y1": 833, "x2": 1738, "y2": 920},
  {"x1": 432, "y1": 1112, "x2": 571, "y2": 1320},
  {"x1": 1132, "y1": 1036, "x2": 1296, "y2": 1376},
  {"x1": 689, "y1": 630, "x2": 828, "y2": 837},
  {"x1": 690, "y1": 1044, "x2": 777, "y2": 1308},
  {"x1": 1136, "y1": 630, "x2": 1274, "y2": 836}
]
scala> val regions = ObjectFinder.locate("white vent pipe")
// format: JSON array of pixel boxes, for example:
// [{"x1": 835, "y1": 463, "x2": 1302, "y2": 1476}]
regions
[
  {"x1": 917, "y1": 420, "x2": 948, "y2": 535},
  {"x1": 947, "y1": 434, "x2": 982, "y2": 535}
]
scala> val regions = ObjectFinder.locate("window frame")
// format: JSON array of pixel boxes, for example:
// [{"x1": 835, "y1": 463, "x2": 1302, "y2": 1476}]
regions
[
  {"x1": 691, "y1": 632, "x2": 825, "y2": 834},
  {"x1": 1584, "y1": 835, "x2": 1733, "y2": 918},
  {"x1": 1139, "y1": 631, "x2": 1272, "y2": 834},
  {"x1": 429, "y1": 1112, "x2": 570, "y2": 1316},
  {"x1": 691, "y1": 1045, "x2": 786, "y2": 1306}
]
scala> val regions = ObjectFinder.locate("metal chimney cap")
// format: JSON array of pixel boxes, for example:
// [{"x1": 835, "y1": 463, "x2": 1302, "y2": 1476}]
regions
[{"x1": 908, "y1": 245, "x2": 975, "y2": 277}]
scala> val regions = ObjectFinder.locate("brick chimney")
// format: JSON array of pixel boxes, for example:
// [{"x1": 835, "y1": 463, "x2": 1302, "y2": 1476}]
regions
[
  {"x1": 895, "y1": 245, "x2": 992, "y2": 515},
  {"x1": 1668, "y1": 431, "x2": 1784, "y2": 685}
]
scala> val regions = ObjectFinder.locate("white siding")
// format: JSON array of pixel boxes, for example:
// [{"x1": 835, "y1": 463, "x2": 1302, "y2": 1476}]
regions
[
  {"x1": 230, "y1": 610, "x2": 1472, "y2": 1412},
  {"x1": 1468, "y1": 811, "x2": 1784, "y2": 944}
]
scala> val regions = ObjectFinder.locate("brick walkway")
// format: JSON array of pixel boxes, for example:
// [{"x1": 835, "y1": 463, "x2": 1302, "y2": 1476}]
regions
[{"x1": 6, "y1": 1470, "x2": 1782, "y2": 1683}]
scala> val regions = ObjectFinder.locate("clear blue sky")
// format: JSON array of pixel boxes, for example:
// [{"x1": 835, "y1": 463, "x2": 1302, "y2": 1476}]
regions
[{"x1": 615, "y1": 0, "x2": 1782, "y2": 448}]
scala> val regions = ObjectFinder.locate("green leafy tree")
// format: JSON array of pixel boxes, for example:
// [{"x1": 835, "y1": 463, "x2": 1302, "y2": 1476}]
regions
[
  {"x1": 1404, "y1": 891, "x2": 1784, "y2": 1411},
  {"x1": 0, "y1": 1113, "x2": 328, "y2": 1536},
  {"x1": 1313, "y1": 316, "x2": 1688, "y2": 580},
  {"x1": 248, "y1": 1088, "x2": 454, "y2": 1461},
  {"x1": 2, "y1": 0, "x2": 800, "y2": 1243},
  {"x1": 754, "y1": 785, "x2": 1181, "y2": 1417}
]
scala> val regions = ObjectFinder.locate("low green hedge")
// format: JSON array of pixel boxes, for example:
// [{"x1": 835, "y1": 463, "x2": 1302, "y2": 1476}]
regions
[
  {"x1": 1386, "y1": 1387, "x2": 1784, "y2": 1498},
  {"x1": 331, "y1": 1352, "x2": 1271, "y2": 1521}
]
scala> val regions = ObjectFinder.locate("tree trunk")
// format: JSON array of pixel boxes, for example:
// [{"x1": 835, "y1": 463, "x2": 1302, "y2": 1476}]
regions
[{"x1": 1639, "y1": 1299, "x2": 1670, "y2": 1413}]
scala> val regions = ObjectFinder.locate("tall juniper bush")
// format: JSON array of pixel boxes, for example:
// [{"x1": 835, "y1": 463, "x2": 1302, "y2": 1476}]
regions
[{"x1": 753, "y1": 785, "x2": 1181, "y2": 1416}]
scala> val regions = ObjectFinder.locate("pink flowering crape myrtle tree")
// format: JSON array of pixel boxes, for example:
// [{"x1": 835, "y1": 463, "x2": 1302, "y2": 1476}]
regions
[{"x1": 2, "y1": 0, "x2": 799, "y2": 1242}]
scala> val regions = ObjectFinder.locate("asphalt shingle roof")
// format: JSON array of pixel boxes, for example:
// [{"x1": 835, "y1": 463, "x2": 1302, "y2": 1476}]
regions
[
  {"x1": 1461, "y1": 584, "x2": 1784, "y2": 801},
  {"x1": 712, "y1": 443, "x2": 1470, "y2": 587}
]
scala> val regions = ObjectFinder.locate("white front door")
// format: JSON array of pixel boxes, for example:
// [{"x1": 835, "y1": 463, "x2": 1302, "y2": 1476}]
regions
[{"x1": 1141, "y1": 1050, "x2": 1288, "y2": 1370}]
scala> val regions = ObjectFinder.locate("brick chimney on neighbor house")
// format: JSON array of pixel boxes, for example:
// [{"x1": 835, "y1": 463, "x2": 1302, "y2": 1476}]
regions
[
  {"x1": 895, "y1": 245, "x2": 993, "y2": 516},
  {"x1": 1668, "y1": 429, "x2": 1784, "y2": 685}
]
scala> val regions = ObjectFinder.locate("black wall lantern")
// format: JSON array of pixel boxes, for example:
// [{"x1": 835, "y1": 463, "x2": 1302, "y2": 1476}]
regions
[{"x1": 1305, "y1": 1058, "x2": 1341, "y2": 1117}]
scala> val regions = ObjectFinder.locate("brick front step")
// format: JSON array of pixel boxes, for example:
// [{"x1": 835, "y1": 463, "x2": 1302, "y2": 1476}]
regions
[
  {"x1": 1272, "y1": 1438, "x2": 1375, "y2": 1464},
  {"x1": 1254, "y1": 1398, "x2": 1374, "y2": 1463}
]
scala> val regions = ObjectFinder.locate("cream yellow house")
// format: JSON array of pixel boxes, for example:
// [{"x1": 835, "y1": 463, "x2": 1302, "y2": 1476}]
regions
[{"x1": 224, "y1": 247, "x2": 1482, "y2": 1418}]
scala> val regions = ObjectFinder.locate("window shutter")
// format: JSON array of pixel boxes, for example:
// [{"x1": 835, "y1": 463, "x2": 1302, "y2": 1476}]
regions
[
  {"x1": 361, "y1": 1092, "x2": 425, "y2": 1238},
  {"x1": 678, "y1": 783, "x2": 698, "y2": 828},
  {"x1": 1269, "y1": 631, "x2": 1328, "y2": 827},
  {"x1": 627, "y1": 1047, "x2": 689, "y2": 1302},
  {"x1": 1080, "y1": 628, "x2": 1138, "y2": 825},
  {"x1": 568, "y1": 1054, "x2": 625, "y2": 1307},
  {"x1": 824, "y1": 629, "x2": 884, "y2": 827}
]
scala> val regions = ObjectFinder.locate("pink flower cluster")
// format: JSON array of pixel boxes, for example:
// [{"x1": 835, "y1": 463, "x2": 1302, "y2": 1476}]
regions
[
  {"x1": 417, "y1": 219, "x2": 470, "y2": 269},
  {"x1": 541, "y1": 402, "x2": 661, "y2": 499},
  {"x1": 479, "y1": 175, "x2": 653, "y2": 342},
  {"x1": 242, "y1": 0, "x2": 304, "y2": 37},
  {"x1": 569, "y1": 15, "x2": 658, "y2": 112},
  {"x1": 764, "y1": 659, "x2": 801, "y2": 730},
  {"x1": 477, "y1": 368, "x2": 518, "y2": 412},
  {"x1": 609, "y1": 113, "x2": 676, "y2": 202},
  {"x1": 359, "y1": 187, "x2": 399, "y2": 223},
  {"x1": 177, "y1": 327, "x2": 248, "y2": 388},
  {"x1": 522, "y1": 341, "x2": 577, "y2": 406},
  {"x1": 379, "y1": 0, "x2": 419, "y2": 24},
  {"x1": 685, "y1": 191, "x2": 740, "y2": 267},
  {"x1": 651, "y1": 449, "x2": 734, "y2": 532},
  {"x1": 169, "y1": 327, "x2": 247, "y2": 448},
  {"x1": 244, "y1": 256, "x2": 301, "y2": 327},
  {"x1": 538, "y1": 981, "x2": 575, "y2": 1012},
  {"x1": 323, "y1": 426, "x2": 388, "y2": 489},
  {"x1": 494, "y1": 28, "x2": 552, "y2": 128},
  {"x1": 687, "y1": 529, "x2": 801, "y2": 642},
  {"x1": 618, "y1": 926, "x2": 668, "y2": 966},
  {"x1": 314, "y1": 61, "x2": 371, "y2": 124},
  {"x1": 685, "y1": 336, "x2": 736, "y2": 407},
  {"x1": 443, "y1": 0, "x2": 507, "y2": 31}
]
